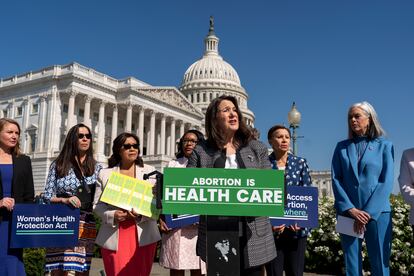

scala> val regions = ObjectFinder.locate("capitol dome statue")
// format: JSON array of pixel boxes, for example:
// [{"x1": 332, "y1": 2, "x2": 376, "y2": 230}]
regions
[{"x1": 179, "y1": 16, "x2": 255, "y2": 126}]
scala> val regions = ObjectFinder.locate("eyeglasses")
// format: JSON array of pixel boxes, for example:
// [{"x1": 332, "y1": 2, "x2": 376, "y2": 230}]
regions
[
  {"x1": 123, "y1": 144, "x2": 139, "y2": 150},
  {"x1": 183, "y1": 139, "x2": 198, "y2": 145},
  {"x1": 78, "y1": 133, "x2": 92, "y2": 139},
  {"x1": 218, "y1": 106, "x2": 238, "y2": 114}
]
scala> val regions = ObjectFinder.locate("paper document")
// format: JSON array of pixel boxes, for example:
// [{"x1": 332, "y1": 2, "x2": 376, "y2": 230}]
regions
[
  {"x1": 99, "y1": 172, "x2": 161, "y2": 220},
  {"x1": 335, "y1": 215, "x2": 364, "y2": 239}
]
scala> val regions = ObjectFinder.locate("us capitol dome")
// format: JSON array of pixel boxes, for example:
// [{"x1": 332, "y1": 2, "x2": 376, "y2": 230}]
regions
[{"x1": 179, "y1": 17, "x2": 255, "y2": 126}]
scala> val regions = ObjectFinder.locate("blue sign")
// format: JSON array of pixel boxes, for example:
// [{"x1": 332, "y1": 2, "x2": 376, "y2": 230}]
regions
[
  {"x1": 270, "y1": 186, "x2": 318, "y2": 228},
  {"x1": 164, "y1": 214, "x2": 199, "y2": 229},
  {"x1": 10, "y1": 204, "x2": 80, "y2": 248}
]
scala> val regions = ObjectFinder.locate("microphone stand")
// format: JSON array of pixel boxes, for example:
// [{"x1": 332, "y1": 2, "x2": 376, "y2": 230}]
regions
[{"x1": 143, "y1": 170, "x2": 163, "y2": 209}]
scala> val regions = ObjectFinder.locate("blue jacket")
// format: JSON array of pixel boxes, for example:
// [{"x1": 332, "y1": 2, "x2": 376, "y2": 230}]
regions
[{"x1": 331, "y1": 137, "x2": 394, "y2": 221}]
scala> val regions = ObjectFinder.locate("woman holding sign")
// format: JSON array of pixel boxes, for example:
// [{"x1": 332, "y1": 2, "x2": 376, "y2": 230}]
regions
[
  {"x1": 265, "y1": 125, "x2": 312, "y2": 276},
  {"x1": 159, "y1": 129, "x2": 206, "y2": 276},
  {"x1": 331, "y1": 101, "x2": 394, "y2": 275},
  {"x1": 188, "y1": 96, "x2": 276, "y2": 276},
  {"x1": 43, "y1": 123, "x2": 102, "y2": 275},
  {"x1": 94, "y1": 132, "x2": 161, "y2": 276},
  {"x1": 0, "y1": 118, "x2": 34, "y2": 275}
]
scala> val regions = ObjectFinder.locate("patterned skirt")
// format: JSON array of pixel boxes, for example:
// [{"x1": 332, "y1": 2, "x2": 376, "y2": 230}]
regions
[{"x1": 45, "y1": 211, "x2": 97, "y2": 272}]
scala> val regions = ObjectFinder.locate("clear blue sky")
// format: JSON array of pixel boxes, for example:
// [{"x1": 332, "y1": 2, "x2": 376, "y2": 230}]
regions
[{"x1": 1, "y1": 1, "x2": 413, "y2": 190}]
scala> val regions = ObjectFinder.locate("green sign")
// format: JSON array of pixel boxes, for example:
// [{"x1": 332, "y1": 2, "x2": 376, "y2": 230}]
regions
[
  {"x1": 162, "y1": 168, "x2": 284, "y2": 217},
  {"x1": 99, "y1": 172, "x2": 161, "y2": 219}
]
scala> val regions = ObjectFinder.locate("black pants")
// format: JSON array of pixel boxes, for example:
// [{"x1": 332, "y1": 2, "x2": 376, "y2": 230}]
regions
[
  {"x1": 240, "y1": 264, "x2": 264, "y2": 276},
  {"x1": 265, "y1": 231, "x2": 307, "y2": 276}
]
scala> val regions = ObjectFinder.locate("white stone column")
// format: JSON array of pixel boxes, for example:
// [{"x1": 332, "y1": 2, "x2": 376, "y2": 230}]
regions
[
  {"x1": 36, "y1": 95, "x2": 47, "y2": 151},
  {"x1": 66, "y1": 91, "x2": 77, "y2": 131},
  {"x1": 149, "y1": 110, "x2": 155, "y2": 155},
  {"x1": 96, "y1": 101, "x2": 106, "y2": 161},
  {"x1": 179, "y1": 120, "x2": 185, "y2": 138},
  {"x1": 170, "y1": 118, "x2": 176, "y2": 156},
  {"x1": 146, "y1": 126, "x2": 151, "y2": 156},
  {"x1": 138, "y1": 106, "x2": 145, "y2": 154},
  {"x1": 160, "y1": 114, "x2": 166, "y2": 155},
  {"x1": 21, "y1": 98, "x2": 30, "y2": 153},
  {"x1": 46, "y1": 87, "x2": 59, "y2": 154},
  {"x1": 111, "y1": 104, "x2": 118, "y2": 147},
  {"x1": 83, "y1": 95, "x2": 92, "y2": 127},
  {"x1": 8, "y1": 101, "x2": 15, "y2": 119},
  {"x1": 125, "y1": 103, "x2": 132, "y2": 132},
  {"x1": 157, "y1": 132, "x2": 161, "y2": 155}
]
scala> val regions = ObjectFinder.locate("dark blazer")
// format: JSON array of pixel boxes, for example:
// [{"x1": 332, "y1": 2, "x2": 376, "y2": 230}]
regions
[
  {"x1": 188, "y1": 139, "x2": 276, "y2": 268},
  {"x1": 0, "y1": 154, "x2": 35, "y2": 221}
]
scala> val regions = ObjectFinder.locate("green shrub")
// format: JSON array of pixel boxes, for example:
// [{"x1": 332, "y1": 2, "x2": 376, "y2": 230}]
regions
[{"x1": 23, "y1": 248, "x2": 45, "y2": 276}]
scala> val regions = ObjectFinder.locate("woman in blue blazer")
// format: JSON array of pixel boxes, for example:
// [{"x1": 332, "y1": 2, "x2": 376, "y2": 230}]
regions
[{"x1": 331, "y1": 101, "x2": 394, "y2": 276}]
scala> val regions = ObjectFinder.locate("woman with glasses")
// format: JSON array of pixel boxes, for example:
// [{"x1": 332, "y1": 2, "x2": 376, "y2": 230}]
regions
[
  {"x1": 0, "y1": 118, "x2": 34, "y2": 275},
  {"x1": 44, "y1": 123, "x2": 102, "y2": 276},
  {"x1": 188, "y1": 96, "x2": 276, "y2": 276},
  {"x1": 159, "y1": 129, "x2": 206, "y2": 276},
  {"x1": 93, "y1": 132, "x2": 161, "y2": 276},
  {"x1": 331, "y1": 101, "x2": 394, "y2": 275}
]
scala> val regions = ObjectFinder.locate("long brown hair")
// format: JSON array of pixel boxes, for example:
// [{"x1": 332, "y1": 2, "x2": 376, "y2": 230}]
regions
[
  {"x1": 0, "y1": 118, "x2": 22, "y2": 156},
  {"x1": 54, "y1": 123, "x2": 96, "y2": 178},
  {"x1": 108, "y1": 132, "x2": 144, "y2": 168},
  {"x1": 205, "y1": 95, "x2": 252, "y2": 149}
]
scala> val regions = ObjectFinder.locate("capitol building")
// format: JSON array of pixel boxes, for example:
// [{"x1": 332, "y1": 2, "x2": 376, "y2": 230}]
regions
[
  {"x1": 0, "y1": 18, "x2": 333, "y2": 198},
  {"x1": 0, "y1": 19, "x2": 256, "y2": 193}
]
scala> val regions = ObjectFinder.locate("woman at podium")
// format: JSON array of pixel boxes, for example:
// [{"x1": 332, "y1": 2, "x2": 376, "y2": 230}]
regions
[{"x1": 188, "y1": 96, "x2": 276, "y2": 276}]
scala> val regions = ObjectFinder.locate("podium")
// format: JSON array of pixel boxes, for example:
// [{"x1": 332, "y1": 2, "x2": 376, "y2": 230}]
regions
[{"x1": 206, "y1": 216, "x2": 240, "y2": 276}]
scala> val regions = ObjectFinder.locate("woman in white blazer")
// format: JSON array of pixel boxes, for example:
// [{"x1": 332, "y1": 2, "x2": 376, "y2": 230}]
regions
[{"x1": 93, "y1": 132, "x2": 161, "y2": 276}]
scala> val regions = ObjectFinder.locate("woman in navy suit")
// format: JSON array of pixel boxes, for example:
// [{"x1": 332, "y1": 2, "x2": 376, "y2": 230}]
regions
[
  {"x1": 331, "y1": 101, "x2": 394, "y2": 276},
  {"x1": 265, "y1": 125, "x2": 312, "y2": 276},
  {"x1": 0, "y1": 118, "x2": 34, "y2": 275}
]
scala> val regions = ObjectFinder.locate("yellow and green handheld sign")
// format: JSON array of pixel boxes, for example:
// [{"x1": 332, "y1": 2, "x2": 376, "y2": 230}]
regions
[
  {"x1": 162, "y1": 168, "x2": 284, "y2": 217},
  {"x1": 99, "y1": 172, "x2": 161, "y2": 219}
]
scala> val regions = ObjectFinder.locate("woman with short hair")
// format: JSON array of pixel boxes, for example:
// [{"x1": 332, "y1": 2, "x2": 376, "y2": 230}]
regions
[
  {"x1": 265, "y1": 124, "x2": 312, "y2": 276},
  {"x1": 159, "y1": 129, "x2": 206, "y2": 276}
]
